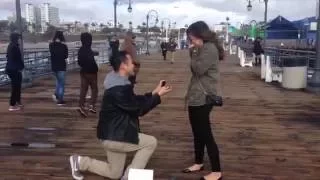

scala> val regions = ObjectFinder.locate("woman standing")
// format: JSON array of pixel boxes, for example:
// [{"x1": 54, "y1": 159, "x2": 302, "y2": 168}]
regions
[
  {"x1": 183, "y1": 21, "x2": 224, "y2": 180},
  {"x1": 5, "y1": 33, "x2": 24, "y2": 111},
  {"x1": 49, "y1": 31, "x2": 68, "y2": 105}
]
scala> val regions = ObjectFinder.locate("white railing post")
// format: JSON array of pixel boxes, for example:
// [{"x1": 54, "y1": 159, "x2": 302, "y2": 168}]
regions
[
  {"x1": 241, "y1": 50, "x2": 247, "y2": 67},
  {"x1": 261, "y1": 54, "x2": 266, "y2": 80},
  {"x1": 265, "y1": 55, "x2": 272, "y2": 82},
  {"x1": 230, "y1": 45, "x2": 237, "y2": 55},
  {"x1": 240, "y1": 50, "x2": 242, "y2": 65}
]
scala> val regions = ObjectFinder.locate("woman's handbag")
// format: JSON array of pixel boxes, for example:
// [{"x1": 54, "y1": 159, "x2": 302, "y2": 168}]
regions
[{"x1": 196, "y1": 76, "x2": 223, "y2": 107}]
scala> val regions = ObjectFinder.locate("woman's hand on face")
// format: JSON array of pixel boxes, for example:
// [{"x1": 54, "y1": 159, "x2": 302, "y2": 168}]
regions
[{"x1": 189, "y1": 43, "x2": 195, "y2": 48}]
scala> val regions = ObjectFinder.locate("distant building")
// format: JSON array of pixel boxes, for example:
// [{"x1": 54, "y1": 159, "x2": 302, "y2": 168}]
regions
[
  {"x1": 88, "y1": 23, "x2": 98, "y2": 32},
  {"x1": 25, "y1": 4, "x2": 34, "y2": 23},
  {"x1": 266, "y1": 16, "x2": 299, "y2": 39},
  {"x1": 317, "y1": 0, "x2": 319, "y2": 19},
  {"x1": 7, "y1": 13, "x2": 17, "y2": 23},
  {"x1": 23, "y1": 3, "x2": 59, "y2": 33},
  {"x1": 49, "y1": 6, "x2": 60, "y2": 27},
  {"x1": 25, "y1": 3, "x2": 41, "y2": 33},
  {"x1": 293, "y1": 17, "x2": 317, "y2": 41},
  {"x1": 132, "y1": 28, "x2": 140, "y2": 34},
  {"x1": 40, "y1": 3, "x2": 60, "y2": 33},
  {"x1": 213, "y1": 24, "x2": 226, "y2": 32}
]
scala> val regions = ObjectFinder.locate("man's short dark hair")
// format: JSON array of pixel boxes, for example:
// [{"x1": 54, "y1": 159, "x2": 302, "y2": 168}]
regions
[{"x1": 111, "y1": 51, "x2": 130, "y2": 72}]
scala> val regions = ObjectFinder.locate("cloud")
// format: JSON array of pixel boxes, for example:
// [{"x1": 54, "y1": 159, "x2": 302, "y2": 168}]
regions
[{"x1": 0, "y1": 0, "x2": 317, "y2": 28}]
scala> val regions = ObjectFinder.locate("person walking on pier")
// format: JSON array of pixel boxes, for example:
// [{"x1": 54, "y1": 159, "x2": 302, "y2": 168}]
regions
[
  {"x1": 70, "y1": 51, "x2": 172, "y2": 180},
  {"x1": 49, "y1": 31, "x2": 68, "y2": 105},
  {"x1": 253, "y1": 37, "x2": 264, "y2": 66},
  {"x1": 160, "y1": 41, "x2": 168, "y2": 60},
  {"x1": 121, "y1": 31, "x2": 140, "y2": 85},
  {"x1": 5, "y1": 33, "x2": 24, "y2": 111},
  {"x1": 77, "y1": 32, "x2": 99, "y2": 117},
  {"x1": 109, "y1": 35, "x2": 120, "y2": 68},
  {"x1": 184, "y1": 21, "x2": 223, "y2": 180},
  {"x1": 168, "y1": 38, "x2": 177, "y2": 64}
]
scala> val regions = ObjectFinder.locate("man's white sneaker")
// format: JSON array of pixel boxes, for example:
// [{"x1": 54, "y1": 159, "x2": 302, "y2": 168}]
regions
[
  {"x1": 52, "y1": 94, "x2": 58, "y2": 103},
  {"x1": 9, "y1": 106, "x2": 21, "y2": 112},
  {"x1": 69, "y1": 155, "x2": 84, "y2": 180}
]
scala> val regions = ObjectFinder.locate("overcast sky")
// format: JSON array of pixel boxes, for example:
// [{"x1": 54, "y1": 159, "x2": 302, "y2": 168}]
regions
[{"x1": 0, "y1": 0, "x2": 317, "y2": 28}]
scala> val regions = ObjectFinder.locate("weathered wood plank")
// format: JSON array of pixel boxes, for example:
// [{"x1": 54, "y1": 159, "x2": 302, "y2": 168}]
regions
[{"x1": 0, "y1": 51, "x2": 319, "y2": 180}]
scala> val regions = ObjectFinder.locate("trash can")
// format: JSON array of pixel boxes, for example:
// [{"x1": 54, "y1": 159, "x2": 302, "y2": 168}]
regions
[{"x1": 281, "y1": 57, "x2": 308, "y2": 89}]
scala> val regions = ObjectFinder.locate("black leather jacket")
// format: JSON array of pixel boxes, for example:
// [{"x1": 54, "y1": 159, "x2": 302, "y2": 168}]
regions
[{"x1": 97, "y1": 84, "x2": 161, "y2": 144}]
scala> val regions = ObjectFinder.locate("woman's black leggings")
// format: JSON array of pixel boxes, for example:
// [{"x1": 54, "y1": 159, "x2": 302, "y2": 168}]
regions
[{"x1": 188, "y1": 104, "x2": 221, "y2": 172}]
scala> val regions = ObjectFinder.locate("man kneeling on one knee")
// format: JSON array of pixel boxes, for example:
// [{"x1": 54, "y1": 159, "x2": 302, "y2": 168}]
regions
[{"x1": 70, "y1": 51, "x2": 172, "y2": 180}]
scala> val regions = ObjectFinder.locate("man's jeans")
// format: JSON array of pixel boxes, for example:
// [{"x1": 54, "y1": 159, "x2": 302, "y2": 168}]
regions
[{"x1": 54, "y1": 71, "x2": 65, "y2": 102}]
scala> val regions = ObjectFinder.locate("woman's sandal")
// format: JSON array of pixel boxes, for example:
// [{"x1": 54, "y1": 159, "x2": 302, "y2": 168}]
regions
[
  {"x1": 181, "y1": 166, "x2": 204, "y2": 173},
  {"x1": 200, "y1": 176, "x2": 223, "y2": 180}
]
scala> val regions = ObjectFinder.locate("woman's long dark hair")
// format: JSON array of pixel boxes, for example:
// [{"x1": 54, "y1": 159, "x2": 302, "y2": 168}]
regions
[
  {"x1": 53, "y1": 31, "x2": 65, "y2": 42},
  {"x1": 187, "y1": 21, "x2": 224, "y2": 60}
]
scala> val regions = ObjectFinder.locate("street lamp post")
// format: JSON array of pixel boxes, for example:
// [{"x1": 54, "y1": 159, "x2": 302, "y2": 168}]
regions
[
  {"x1": 236, "y1": 22, "x2": 243, "y2": 37},
  {"x1": 129, "y1": 21, "x2": 133, "y2": 31},
  {"x1": 16, "y1": 0, "x2": 32, "y2": 87},
  {"x1": 250, "y1": 20, "x2": 257, "y2": 40},
  {"x1": 161, "y1": 18, "x2": 171, "y2": 42},
  {"x1": 161, "y1": 21, "x2": 164, "y2": 37},
  {"x1": 113, "y1": 0, "x2": 117, "y2": 29},
  {"x1": 226, "y1": 17, "x2": 230, "y2": 44},
  {"x1": 15, "y1": 0, "x2": 24, "y2": 55},
  {"x1": 183, "y1": 24, "x2": 189, "y2": 48},
  {"x1": 247, "y1": 0, "x2": 269, "y2": 44},
  {"x1": 146, "y1": 10, "x2": 159, "y2": 55},
  {"x1": 113, "y1": 0, "x2": 132, "y2": 30},
  {"x1": 178, "y1": 27, "x2": 181, "y2": 49},
  {"x1": 307, "y1": 0, "x2": 320, "y2": 93},
  {"x1": 128, "y1": 0, "x2": 132, "y2": 13}
]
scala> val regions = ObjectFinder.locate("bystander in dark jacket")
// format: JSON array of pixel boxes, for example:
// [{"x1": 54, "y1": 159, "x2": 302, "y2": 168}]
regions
[
  {"x1": 253, "y1": 38, "x2": 264, "y2": 65},
  {"x1": 49, "y1": 31, "x2": 69, "y2": 105},
  {"x1": 49, "y1": 31, "x2": 68, "y2": 72},
  {"x1": 77, "y1": 32, "x2": 99, "y2": 116},
  {"x1": 5, "y1": 33, "x2": 24, "y2": 110}
]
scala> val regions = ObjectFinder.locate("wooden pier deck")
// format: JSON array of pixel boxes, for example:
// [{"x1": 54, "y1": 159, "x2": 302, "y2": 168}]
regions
[{"x1": 0, "y1": 51, "x2": 319, "y2": 180}]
